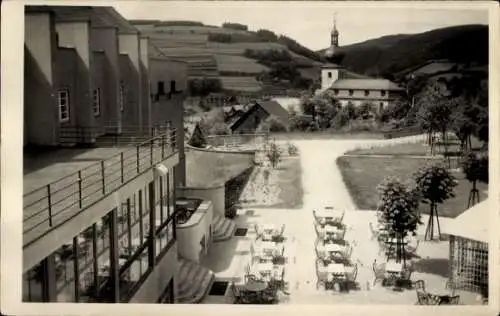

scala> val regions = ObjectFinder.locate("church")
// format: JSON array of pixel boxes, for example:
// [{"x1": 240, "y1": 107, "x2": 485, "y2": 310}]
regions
[{"x1": 318, "y1": 15, "x2": 405, "y2": 113}]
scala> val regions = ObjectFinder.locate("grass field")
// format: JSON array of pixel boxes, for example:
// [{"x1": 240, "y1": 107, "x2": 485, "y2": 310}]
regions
[
  {"x1": 219, "y1": 76, "x2": 262, "y2": 92},
  {"x1": 336, "y1": 155, "x2": 488, "y2": 218},
  {"x1": 274, "y1": 157, "x2": 303, "y2": 209},
  {"x1": 214, "y1": 55, "x2": 269, "y2": 74}
]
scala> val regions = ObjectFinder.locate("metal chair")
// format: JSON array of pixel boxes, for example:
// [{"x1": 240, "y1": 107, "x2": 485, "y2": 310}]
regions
[
  {"x1": 445, "y1": 280, "x2": 456, "y2": 296},
  {"x1": 372, "y1": 259, "x2": 386, "y2": 286}
]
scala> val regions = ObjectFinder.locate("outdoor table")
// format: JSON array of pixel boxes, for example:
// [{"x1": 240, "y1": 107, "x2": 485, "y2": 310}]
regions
[
  {"x1": 255, "y1": 242, "x2": 283, "y2": 257},
  {"x1": 385, "y1": 261, "x2": 403, "y2": 275},
  {"x1": 245, "y1": 280, "x2": 268, "y2": 292},
  {"x1": 325, "y1": 263, "x2": 346, "y2": 278},
  {"x1": 385, "y1": 237, "x2": 409, "y2": 244},
  {"x1": 320, "y1": 243, "x2": 344, "y2": 253},
  {"x1": 315, "y1": 210, "x2": 343, "y2": 221}
]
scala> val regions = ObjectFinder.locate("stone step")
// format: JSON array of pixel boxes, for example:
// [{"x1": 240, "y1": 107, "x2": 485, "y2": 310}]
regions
[
  {"x1": 176, "y1": 272, "x2": 215, "y2": 304},
  {"x1": 213, "y1": 219, "x2": 230, "y2": 236},
  {"x1": 178, "y1": 264, "x2": 203, "y2": 294},
  {"x1": 178, "y1": 270, "x2": 212, "y2": 301},
  {"x1": 213, "y1": 218, "x2": 236, "y2": 242}
]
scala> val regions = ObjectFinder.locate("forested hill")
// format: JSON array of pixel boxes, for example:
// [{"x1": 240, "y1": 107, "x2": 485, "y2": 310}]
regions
[{"x1": 318, "y1": 24, "x2": 488, "y2": 77}]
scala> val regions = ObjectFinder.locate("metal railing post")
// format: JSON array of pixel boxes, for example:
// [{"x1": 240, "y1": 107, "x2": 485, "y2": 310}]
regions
[
  {"x1": 47, "y1": 184, "x2": 53, "y2": 227},
  {"x1": 150, "y1": 139, "x2": 153, "y2": 165},
  {"x1": 161, "y1": 134, "x2": 165, "y2": 158},
  {"x1": 136, "y1": 145, "x2": 140, "y2": 174},
  {"x1": 101, "y1": 161, "x2": 106, "y2": 195},
  {"x1": 78, "y1": 171, "x2": 82, "y2": 209},
  {"x1": 120, "y1": 152, "x2": 124, "y2": 184}
]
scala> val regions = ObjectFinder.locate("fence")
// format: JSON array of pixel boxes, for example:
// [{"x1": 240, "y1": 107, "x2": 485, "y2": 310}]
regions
[
  {"x1": 58, "y1": 123, "x2": 173, "y2": 147},
  {"x1": 23, "y1": 129, "x2": 177, "y2": 246},
  {"x1": 205, "y1": 133, "x2": 269, "y2": 148},
  {"x1": 383, "y1": 126, "x2": 424, "y2": 139}
]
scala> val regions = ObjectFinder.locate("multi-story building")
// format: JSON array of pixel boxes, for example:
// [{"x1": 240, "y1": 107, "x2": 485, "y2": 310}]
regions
[
  {"x1": 22, "y1": 5, "x2": 194, "y2": 303},
  {"x1": 318, "y1": 14, "x2": 405, "y2": 112}
]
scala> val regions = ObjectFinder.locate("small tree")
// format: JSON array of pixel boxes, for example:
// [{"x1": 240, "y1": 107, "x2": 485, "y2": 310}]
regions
[
  {"x1": 266, "y1": 142, "x2": 282, "y2": 168},
  {"x1": 376, "y1": 177, "x2": 421, "y2": 265},
  {"x1": 461, "y1": 152, "x2": 488, "y2": 208},
  {"x1": 287, "y1": 142, "x2": 298, "y2": 156},
  {"x1": 414, "y1": 164, "x2": 457, "y2": 240}
]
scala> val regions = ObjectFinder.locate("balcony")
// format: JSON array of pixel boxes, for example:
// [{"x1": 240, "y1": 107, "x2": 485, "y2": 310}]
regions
[{"x1": 23, "y1": 129, "x2": 178, "y2": 248}]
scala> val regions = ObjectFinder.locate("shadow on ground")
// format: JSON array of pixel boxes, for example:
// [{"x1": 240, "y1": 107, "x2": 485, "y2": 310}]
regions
[{"x1": 412, "y1": 258, "x2": 450, "y2": 278}]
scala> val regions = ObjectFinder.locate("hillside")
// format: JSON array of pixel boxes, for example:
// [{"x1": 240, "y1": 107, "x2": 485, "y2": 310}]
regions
[
  {"x1": 318, "y1": 24, "x2": 488, "y2": 78},
  {"x1": 131, "y1": 20, "x2": 324, "y2": 94}
]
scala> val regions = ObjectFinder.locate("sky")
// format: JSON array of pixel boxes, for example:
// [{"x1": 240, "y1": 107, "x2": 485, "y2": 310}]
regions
[{"x1": 113, "y1": 1, "x2": 489, "y2": 50}]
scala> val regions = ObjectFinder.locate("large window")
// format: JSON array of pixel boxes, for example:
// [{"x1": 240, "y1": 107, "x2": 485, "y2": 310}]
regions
[
  {"x1": 119, "y1": 85, "x2": 125, "y2": 112},
  {"x1": 23, "y1": 179, "x2": 177, "y2": 303},
  {"x1": 57, "y1": 89, "x2": 70, "y2": 123},
  {"x1": 92, "y1": 89, "x2": 101, "y2": 116}
]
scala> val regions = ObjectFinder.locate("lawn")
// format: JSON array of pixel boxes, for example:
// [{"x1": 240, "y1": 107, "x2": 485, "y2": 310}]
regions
[
  {"x1": 239, "y1": 156, "x2": 303, "y2": 209},
  {"x1": 346, "y1": 136, "x2": 484, "y2": 157},
  {"x1": 274, "y1": 156, "x2": 303, "y2": 209},
  {"x1": 336, "y1": 156, "x2": 488, "y2": 218}
]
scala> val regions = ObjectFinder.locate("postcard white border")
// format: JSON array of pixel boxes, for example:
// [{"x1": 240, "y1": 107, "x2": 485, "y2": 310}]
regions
[{"x1": 1, "y1": 1, "x2": 499, "y2": 315}]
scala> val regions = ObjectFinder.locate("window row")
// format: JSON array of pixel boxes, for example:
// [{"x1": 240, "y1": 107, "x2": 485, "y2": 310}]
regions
[
  {"x1": 57, "y1": 84, "x2": 127, "y2": 123},
  {"x1": 23, "y1": 171, "x2": 176, "y2": 303},
  {"x1": 332, "y1": 89, "x2": 387, "y2": 97}
]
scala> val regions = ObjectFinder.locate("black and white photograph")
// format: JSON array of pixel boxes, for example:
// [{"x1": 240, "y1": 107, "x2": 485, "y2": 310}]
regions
[{"x1": 1, "y1": 0, "x2": 499, "y2": 313}]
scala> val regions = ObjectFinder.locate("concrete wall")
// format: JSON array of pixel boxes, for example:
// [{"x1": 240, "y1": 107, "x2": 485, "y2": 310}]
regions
[
  {"x1": 129, "y1": 242, "x2": 178, "y2": 303},
  {"x1": 55, "y1": 21, "x2": 93, "y2": 129},
  {"x1": 149, "y1": 59, "x2": 188, "y2": 185},
  {"x1": 175, "y1": 201, "x2": 213, "y2": 263},
  {"x1": 139, "y1": 37, "x2": 151, "y2": 130},
  {"x1": 119, "y1": 54, "x2": 141, "y2": 127},
  {"x1": 90, "y1": 27, "x2": 121, "y2": 130},
  {"x1": 177, "y1": 185, "x2": 225, "y2": 218},
  {"x1": 24, "y1": 12, "x2": 57, "y2": 146},
  {"x1": 90, "y1": 51, "x2": 106, "y2": 132},
  {"x1": 23, "y1": 153, "x2": 180, "y2": 272},
  {"x1": 119, "y1": 34, "x2": 142, "y2": 128}
]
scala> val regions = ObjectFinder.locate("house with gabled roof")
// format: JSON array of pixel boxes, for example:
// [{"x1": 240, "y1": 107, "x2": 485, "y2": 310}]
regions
[{"x1": 230, "y1": 100, "x2": 291, "y2": 134}]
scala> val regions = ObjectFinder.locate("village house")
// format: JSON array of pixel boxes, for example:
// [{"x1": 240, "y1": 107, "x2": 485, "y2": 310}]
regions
[{"x1": 230, "y1": 100, "x2": 291, "y2": 134}]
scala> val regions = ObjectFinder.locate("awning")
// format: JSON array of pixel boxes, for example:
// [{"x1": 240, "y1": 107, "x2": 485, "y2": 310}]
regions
[{"x1": 443, "y1": 200, "x2": 489, "y2": 243}]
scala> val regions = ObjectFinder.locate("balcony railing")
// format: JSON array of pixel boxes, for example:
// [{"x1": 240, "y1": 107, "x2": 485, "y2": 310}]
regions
[
  {"x1": 58, "y1": 123, "x2": 173, "y2": 147},
  {"x1": 23, "y1": 128, "x2": 178, "y2": 247}
]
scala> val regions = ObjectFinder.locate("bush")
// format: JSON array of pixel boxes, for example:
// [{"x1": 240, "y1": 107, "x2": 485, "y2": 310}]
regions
[
  {"x1": 208, "y1": 33, "x2": 232, "y2": 42},
  {"x1": 287, "y1": 143, "x2": 299, "y2": 156},
  {"x1": 222, "y1": 22, "x2": 248, "y2": 31}
]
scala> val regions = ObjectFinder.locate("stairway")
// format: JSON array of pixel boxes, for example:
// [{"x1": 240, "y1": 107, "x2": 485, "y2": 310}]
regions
[
  {"x1": 175, "y1": 258, "x2": 215, "y2": 304},
  {"x1": 212, "y1": 214, "x2": 236, "y2": 242}
]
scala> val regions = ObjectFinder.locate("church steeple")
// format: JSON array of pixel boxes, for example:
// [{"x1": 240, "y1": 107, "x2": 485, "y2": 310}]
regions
[{"x1": 331, "y1": 12, "x2": 339, "y2": 48}]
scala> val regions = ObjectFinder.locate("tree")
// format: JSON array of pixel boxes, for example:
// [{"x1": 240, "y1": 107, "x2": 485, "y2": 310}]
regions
[
  {"x1": 450, "y1": 97, "x2": 475, "y2": 153},
  {"x1": 414, "y1": 164, "x2": 458, "y2": 240},
  {"x1": 266, "y1": 142, "x2": 282, "y2": 168},
  {"x1": 461, "y1": 152, "x2": 488, "y2": 207},
  {"x1": 357, "y1": 102, "x2": 375, "y2": 120},
  {"x1": 376, "y1": 177, "x2": 421, "y2": 265},
  {"x1": 416, "y1": 82, "x2": 453, "y2": 156}
]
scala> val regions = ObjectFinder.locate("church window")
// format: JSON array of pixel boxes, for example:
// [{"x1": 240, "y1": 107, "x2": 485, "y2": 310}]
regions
[{"x1": 328, "y1": 72, "x2": 332, "y2": 79}]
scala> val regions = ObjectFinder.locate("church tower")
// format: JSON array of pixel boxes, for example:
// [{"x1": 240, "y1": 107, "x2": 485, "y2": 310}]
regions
[{"x1": 331, "y1": 13, "x2": 339, "y2": 48}]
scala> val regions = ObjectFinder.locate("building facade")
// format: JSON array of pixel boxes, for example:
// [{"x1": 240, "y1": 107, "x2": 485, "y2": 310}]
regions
[{"x1": 23, "y1": 6, "x2": 189, "y2": 303}]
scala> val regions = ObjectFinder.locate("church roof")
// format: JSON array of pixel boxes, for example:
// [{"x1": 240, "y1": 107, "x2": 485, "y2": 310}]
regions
[{"x1": 331, "y1": 79, "x2": 404, "y2": 91}]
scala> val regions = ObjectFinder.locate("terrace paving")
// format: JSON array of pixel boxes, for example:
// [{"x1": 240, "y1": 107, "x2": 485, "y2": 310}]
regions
[{"x1": 202, "y1": 137, "x2": 485, "y2": 305}]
